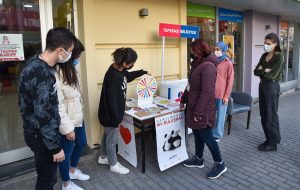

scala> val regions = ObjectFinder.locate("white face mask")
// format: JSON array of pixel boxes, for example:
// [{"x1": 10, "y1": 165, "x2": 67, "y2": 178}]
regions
[
  {"x1": 264, "y1": 44, "x2": 276, "y2": 53},
  {"x1": 214, "y1": 50, "x2": 223, "y2": 57},
  {"x1": 58, "y1": 48, "x2": 72, "y2": 63}
]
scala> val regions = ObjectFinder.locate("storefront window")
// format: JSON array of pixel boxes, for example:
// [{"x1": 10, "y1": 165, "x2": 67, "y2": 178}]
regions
[
  {"x1": 0, "y1": 0, "x2": 41, "y2": 154},
  {"x1": 280, "y1": 21, "x2": 297, "y2": 82},
  {"x1": 280, "y1": 21, "x2": 289, "y2": 82},
  {"x1": 218, "y1": 8, "x2": 243, "y2": 91},
  {"x1": 287, "y1": 25, "x2": 297, "y2": 81},
  {"x1": 52, "y1": 0, "x2": 74, "y2": 33},
  {"x1": 186, "y1": 3, "x2": 216, "y2": 73}
]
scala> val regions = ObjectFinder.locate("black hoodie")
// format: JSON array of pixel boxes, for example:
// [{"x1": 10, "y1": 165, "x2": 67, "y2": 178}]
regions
[{"x1": 98, "y1": 65, "x2": 147, "y2": 127}]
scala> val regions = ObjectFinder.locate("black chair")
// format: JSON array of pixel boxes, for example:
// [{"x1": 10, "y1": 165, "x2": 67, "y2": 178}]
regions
[{"x1": 226, "y1": 91, "x2": 253, "y2": 135}]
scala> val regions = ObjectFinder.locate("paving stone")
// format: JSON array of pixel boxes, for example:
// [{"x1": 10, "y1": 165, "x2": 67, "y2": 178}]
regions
[{"x1": 1, "y1": 91, "x2": 300, "y2": 190}]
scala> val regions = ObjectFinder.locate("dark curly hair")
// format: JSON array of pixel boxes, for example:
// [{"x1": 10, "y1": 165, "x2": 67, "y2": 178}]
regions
[
  {"x1": 191, "y1": 39, "x2": 211, "y2": 59},
  {"x1": 112, "y1": 47, "x2": 138, "y2": 67}
]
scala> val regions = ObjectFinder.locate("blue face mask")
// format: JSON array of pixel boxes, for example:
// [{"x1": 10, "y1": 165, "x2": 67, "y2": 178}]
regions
[{"x1": 72, "y1": 59, "x2": 80, "y2": 65}]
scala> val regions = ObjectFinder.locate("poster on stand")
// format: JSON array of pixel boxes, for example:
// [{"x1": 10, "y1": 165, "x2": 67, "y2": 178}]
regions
[
  {"x1": 118, "y1": 115, "x2": 137, "y2": 167},
  {"x1": 0, "y1": 34, "x2": 24, "y2": 61},
  {"x1": 155, "y1": 111, "x2": 188, "y2": 171}
]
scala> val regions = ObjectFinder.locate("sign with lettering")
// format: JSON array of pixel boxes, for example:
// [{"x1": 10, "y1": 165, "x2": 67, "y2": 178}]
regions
[
  {"x1": 0, "y1": 34, "x2": 24, "y2": 62},
  {"x1": 155, "y1": 111, "x2": 188, "y2": 171},
  {"x1": 219, "y1": 8, "x2": 243, "y2": 22},
  {"x1": 187, "y1": 3, "x2": 216, "y2": 19},
  {"x1": 159, "y1": 23, "x2": 200, "y2": 39}
]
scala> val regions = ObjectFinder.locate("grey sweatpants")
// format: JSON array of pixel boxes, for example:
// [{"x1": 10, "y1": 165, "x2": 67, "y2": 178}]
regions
[{"x1": 100, "y1": 127, "x2": 118, "y2": 166}]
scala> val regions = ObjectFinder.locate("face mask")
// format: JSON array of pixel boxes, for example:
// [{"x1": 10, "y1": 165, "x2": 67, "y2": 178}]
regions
[
  {"x1": 125, "y1": 64, "x2": 134, "y2": 70},
  {"x1": 214, "y1": 50, "x2": 223, "y2": 57},
  {"x1": 58, "y1": 48, "x2": 72, "y2": 63},
  {"x1": 72, "y1": 59, "x2": 80, "y2": 65},
  {"x1": 264, "y1": 44, "x2": 275, "y2": 53},
  {"x1": 190, "y1": 52, "x2": 197, "y2": 60}
]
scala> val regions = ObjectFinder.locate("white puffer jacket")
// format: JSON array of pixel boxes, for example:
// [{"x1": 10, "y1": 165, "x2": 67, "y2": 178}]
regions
[{"x1": 55, "y1": 69, "x2": 83, "y2": 135}]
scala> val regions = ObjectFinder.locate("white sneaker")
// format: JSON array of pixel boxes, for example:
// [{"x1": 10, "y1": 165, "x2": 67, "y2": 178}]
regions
[
  {"x1": 62, "y1": 181, "x2": 84, "y2": 190},
  {"x1": 110, "y1": 162, "x2": 130, "y2": 174},
  {"x1": 98, "y1": 156, "x2": 109, "y2": 165},
  {"x1": 69, "y1": 169, "x2": 90, "y2": 181}
]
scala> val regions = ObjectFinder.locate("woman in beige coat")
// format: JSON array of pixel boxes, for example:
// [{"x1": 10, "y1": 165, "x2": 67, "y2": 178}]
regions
[{"x1": 55, "y1": 39, "x2": 89, "y2": 190}]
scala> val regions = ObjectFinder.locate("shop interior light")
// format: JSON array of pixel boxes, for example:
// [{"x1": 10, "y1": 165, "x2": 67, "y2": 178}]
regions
[{"x1": 24, "y1": 4, "x2": 33, "y2": 8}]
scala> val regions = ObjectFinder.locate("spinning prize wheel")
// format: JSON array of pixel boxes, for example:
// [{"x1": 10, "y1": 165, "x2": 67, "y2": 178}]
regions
[{"x1": 137, "y1": 75, "x2": 157, "y2": 99}]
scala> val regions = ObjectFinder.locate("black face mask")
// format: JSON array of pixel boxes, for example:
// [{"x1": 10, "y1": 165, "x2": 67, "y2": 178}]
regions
[
  {"x1": 125, "y1": 64, "x2": 134, "y2": 70},
  {"x1": 190, "y1": 52, "x2": 197, "y2": 60}
]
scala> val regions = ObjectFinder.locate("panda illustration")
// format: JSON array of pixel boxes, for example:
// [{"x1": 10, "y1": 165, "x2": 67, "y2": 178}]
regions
[
  {"x1": 162, "y1": 133, "x2": 172, "y2": 151},
  {"x1": 162, "y1": 130, "x2": 182, "y2": 151}
]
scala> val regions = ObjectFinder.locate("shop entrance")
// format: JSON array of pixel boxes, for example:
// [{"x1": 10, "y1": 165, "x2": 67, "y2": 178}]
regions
[{"x1": 0, "y1": 0, "x2": 76, "y2": 172}]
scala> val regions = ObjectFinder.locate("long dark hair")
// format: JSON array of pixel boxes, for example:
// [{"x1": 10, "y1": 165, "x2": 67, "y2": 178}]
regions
[
  {"x1": 57, "y1": 39, "x2": 85, "y2": 87},
  {"x1": 265, "y1": 33, "x2": 281, "y2": 52},
  {"x1": 191, "y1": 39, "x2": 211, "y2": 59}
]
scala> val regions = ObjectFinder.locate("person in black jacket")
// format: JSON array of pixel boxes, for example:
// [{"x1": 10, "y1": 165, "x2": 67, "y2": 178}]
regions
[
  {"x1": 97, "y1": 47, "x2": 147, "y2": 174},
  {"x1": 19, "y1": 27, "x2": 76, "y2": 190}
]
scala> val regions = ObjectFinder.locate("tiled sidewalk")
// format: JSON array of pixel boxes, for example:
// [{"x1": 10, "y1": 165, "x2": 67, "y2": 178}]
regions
[{"x1": 1, "y1": 91, "x2": 300, "y2": 190}]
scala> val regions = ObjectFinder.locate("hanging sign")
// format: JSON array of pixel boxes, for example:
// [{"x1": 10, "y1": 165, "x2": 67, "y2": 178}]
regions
[
  {"x1": 187, "y1": 3, "x2": 216, "y2": 19},
  {"x1": 159, "y1": 23, "x2": 200, "y2": 39},
  {"x1": 219, "y1": 8, "x2": 243, "y2": 22}
]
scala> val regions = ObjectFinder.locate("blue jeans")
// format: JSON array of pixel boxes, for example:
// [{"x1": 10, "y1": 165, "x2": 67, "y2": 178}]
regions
[
  {"x1": 212, "y1": 99, "x2": 228, "y2": 139},
  {"x1": 193, "y1": 127, "x2": 222, "y2": 163},
  {"x1": 59, "y1": 123, "x2": 87, "y2": 182}
]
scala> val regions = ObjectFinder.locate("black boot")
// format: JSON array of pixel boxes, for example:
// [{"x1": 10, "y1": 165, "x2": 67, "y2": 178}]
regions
[
  {"x1": 257, "y1": 141, "x2": 268, "y2": 150},
  {"x1": 258, "y1": 143, "x2": 277, "y2": 151}
]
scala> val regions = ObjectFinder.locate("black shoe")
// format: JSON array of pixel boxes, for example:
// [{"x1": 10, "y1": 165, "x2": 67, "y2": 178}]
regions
[
  {"x1": 258, "y1": 141, "x2": 268, "y2": 150},
  {"x1": 183, "y1": 155, "x2": 204, "y2": 168},
  {"x1": 207, "y1": 161, "x2": 227, "y2": 179},
  {"x1": 258, "y1": 144, "x2": 277, "y2": 151}
]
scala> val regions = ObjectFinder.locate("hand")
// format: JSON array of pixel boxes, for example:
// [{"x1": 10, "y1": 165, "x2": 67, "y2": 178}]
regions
[
  {"x1": 53, "y1": 149, "x2": 65, "y2": 162},
  {"x1": 66, "y1": 131, "x2": 75, "y2": 141},
  {"x1": 194, "y1": 116, "x2": 201, "y2": 121},
  {"x1": 180, "y1": 103, "x2": 185, "y2": 109},
  {"x1": 264, "y1": 68, "x2": 272, "y2": 73},
  {"x1": 222, "y1": 98, "x2": 228, "y2": 104},
  {"x1": 257, "y1": 65, "x2": 263, "y2": 70}
]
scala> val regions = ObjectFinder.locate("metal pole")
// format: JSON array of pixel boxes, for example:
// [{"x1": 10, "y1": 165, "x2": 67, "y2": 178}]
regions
[{"x1": 161, "y1": 36, "x2": 165, "y2": 83}]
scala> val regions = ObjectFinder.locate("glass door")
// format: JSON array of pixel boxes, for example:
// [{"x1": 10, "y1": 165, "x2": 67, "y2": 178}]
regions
[
  {"x1": 51, "y1": 0, "x2": 75, "y2": 33},
  {"x1": 0, "y1": 0, "x2": 76, "y2": 167},
  {"x1": 0, "y1": 0, "x2": 41, "y2": 166},
  {"x1": 219, "y1": 21, "x2": 243, "y2": 91}
]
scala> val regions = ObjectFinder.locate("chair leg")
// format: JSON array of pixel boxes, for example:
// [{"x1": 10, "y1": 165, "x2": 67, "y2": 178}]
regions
[
  {"x1": 227, "y1": 115, "x2": 232, "y2": 135},
  {"x1": 247, "y1": 111, "x2": 251, "y2": 129}
]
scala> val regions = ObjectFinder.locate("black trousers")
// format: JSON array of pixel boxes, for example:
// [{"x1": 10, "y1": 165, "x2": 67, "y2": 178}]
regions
[
  {"x1": 24, "y1": 132, "x2": 58, "y2": 190},
  {"x1": 259, "y1": 80, "x2": 281, "y2": 144}
]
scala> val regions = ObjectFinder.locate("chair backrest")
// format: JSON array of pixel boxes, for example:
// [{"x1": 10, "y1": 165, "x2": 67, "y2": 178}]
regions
[
  {"x1": 226, "y1": 91, "x2": 253, "y2": 115},
  {"x1": 231, "y1": 91, "x2": 253, "y2": 107}
]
